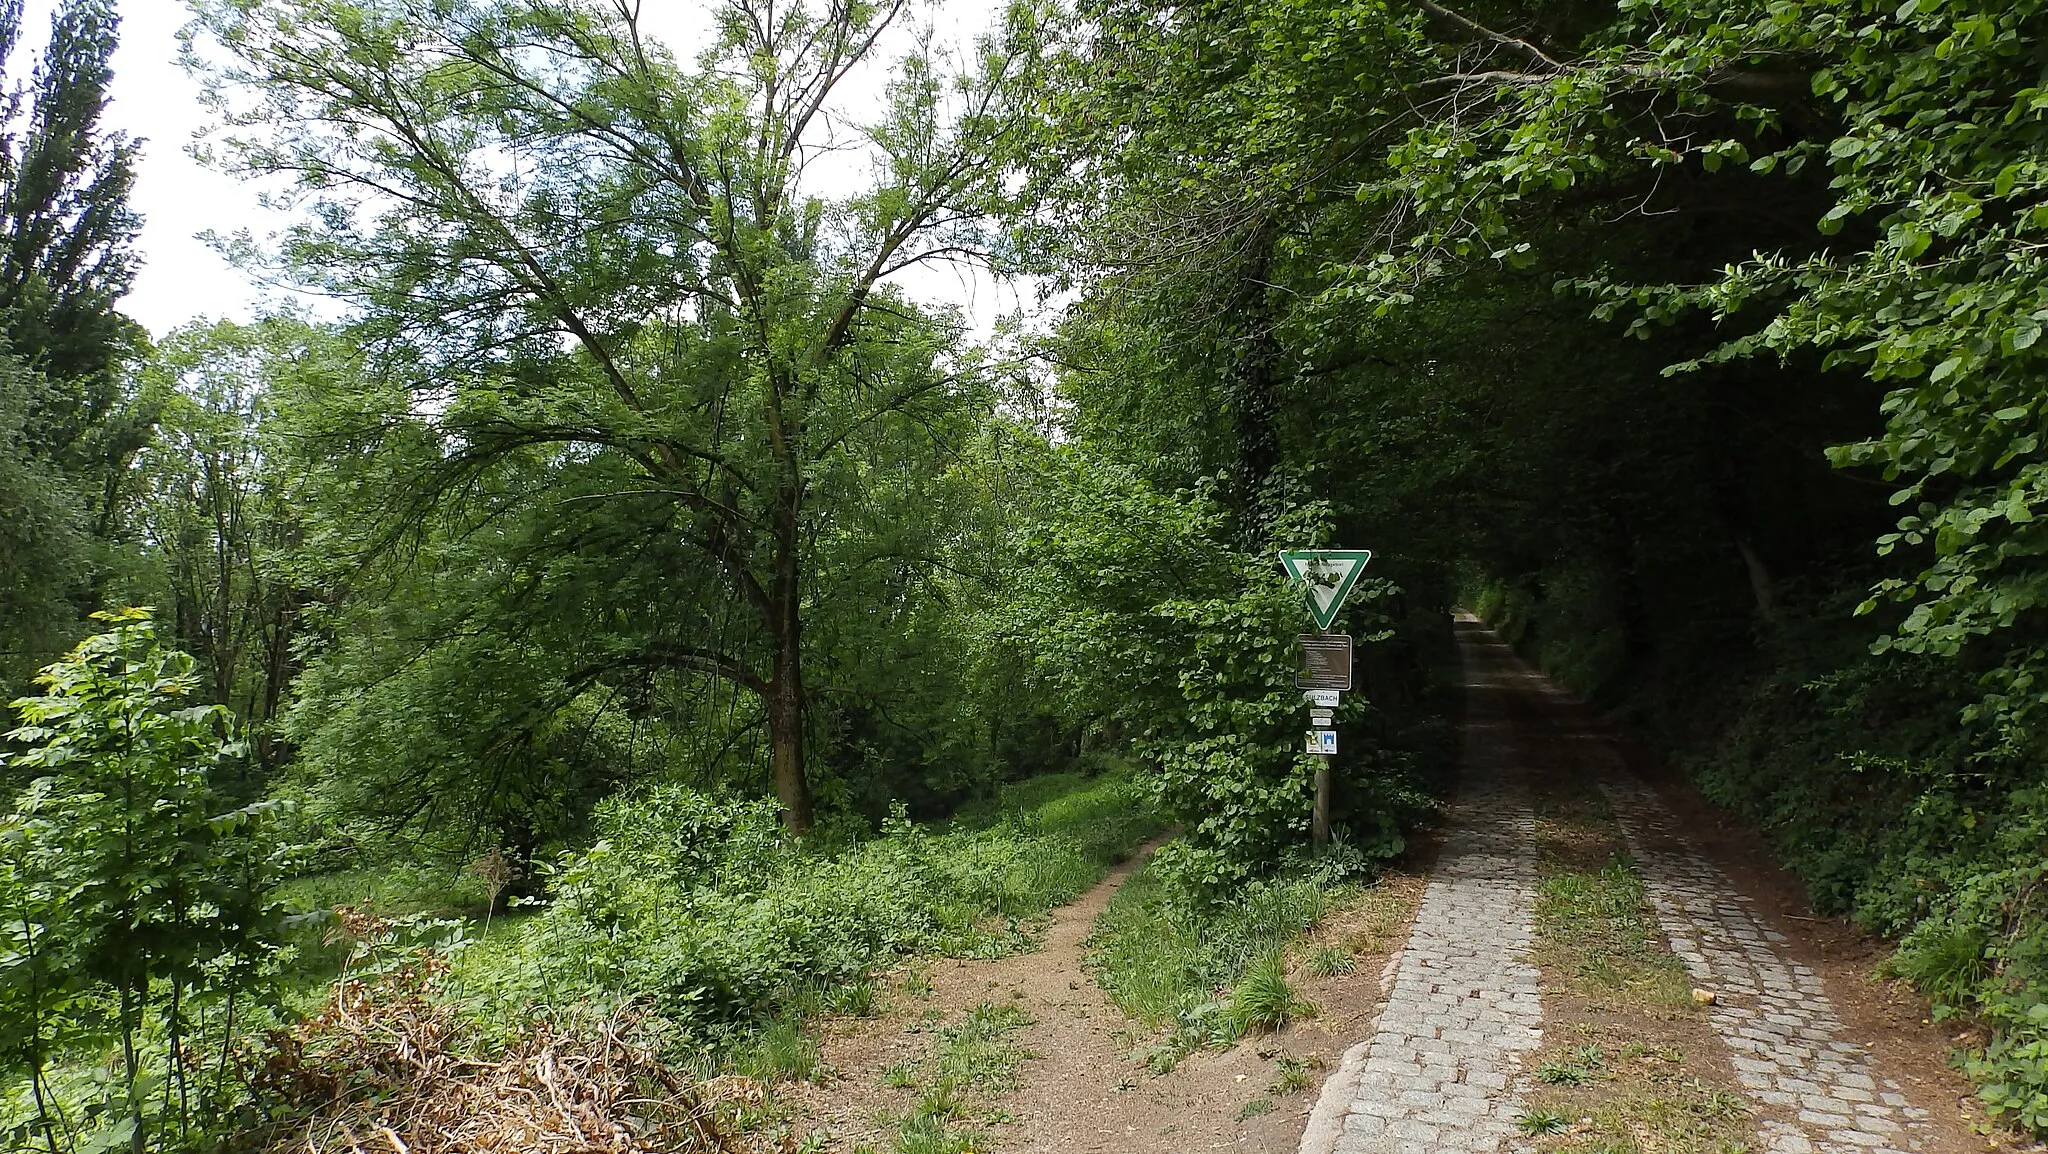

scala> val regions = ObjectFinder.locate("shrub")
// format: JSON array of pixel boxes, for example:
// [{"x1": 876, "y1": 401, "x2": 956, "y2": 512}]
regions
[
  {"x1": 458, "y1": 773, "x2": 1165, "y2": 1046},
  {"x1": 0, "y1": 609, "x2": 290, "y2": 1154}
]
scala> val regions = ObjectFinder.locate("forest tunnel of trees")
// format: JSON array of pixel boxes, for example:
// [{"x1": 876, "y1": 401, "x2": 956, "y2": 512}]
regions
[{"x1": 7, "y1": 0, "x2": 2048, "y2": 1148}]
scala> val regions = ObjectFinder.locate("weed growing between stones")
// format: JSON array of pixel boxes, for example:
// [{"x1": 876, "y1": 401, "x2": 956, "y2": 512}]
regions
[{"x1": 1524, "y1": 777, "x2": 1757, "y2": 1152}]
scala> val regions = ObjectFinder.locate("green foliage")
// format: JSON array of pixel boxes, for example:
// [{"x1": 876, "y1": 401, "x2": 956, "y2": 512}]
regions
[
  {"x1": 187, "y1": 0, "x2": 1049, "y2": 833},
  {"x1": 0, "y1": 356, "x2": 90, "y2": 686},
  {"x1": 1685, "y1": 633, "x2": 2048, "y2": 1129},
  {"x1": 0, "y1": 0, "x2": 151, "y2": 686},
  {"x1": 460, "y1": 773, "x2": 1163, "y2": 1044},
  {"x1": 1305, "y1": 945, "x2": 1353, "y2": 978},
  {"x1": 987, "y1": 451, "x2": 1438, "y2": 889},
  {"x1": 739, "y1": 1017, "x2": 821, "y2": 1084},
  {"x1": 1517, "y1": 1108, "x2": 1571, "y2": 1136},
  {"x1": 1233, "y1": 1098, "x2": 1276, "y2": 1121},
  {"x1": 1087, "y1": 856, "x2": 1338, "y2": 1068},
  {"x1": 1268, "y1": 1054, "x2": 1321, "y2": 1094},
  {"x1": 0, "y1": 609, "x2": 288, "y2": 1154},
  {"x1": 129, "y1": 319, "x2": 353, "y2": 779}
]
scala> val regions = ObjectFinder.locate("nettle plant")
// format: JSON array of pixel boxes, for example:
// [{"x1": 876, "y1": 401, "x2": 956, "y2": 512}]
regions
[{"x1": 1, "y1": 608, "x2": 288, "y2": 1154}]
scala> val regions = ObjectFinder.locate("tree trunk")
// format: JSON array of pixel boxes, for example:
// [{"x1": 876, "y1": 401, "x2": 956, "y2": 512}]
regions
[
  {"x1": 1735, "y1": 535, "x2": 1777, "y2": 623},
  {"x1": 766, "y1": 502, "x2": 813, "y2": 833},
  {"x1": 767, "y1": 644, "x2": 811, "y2": 833}
]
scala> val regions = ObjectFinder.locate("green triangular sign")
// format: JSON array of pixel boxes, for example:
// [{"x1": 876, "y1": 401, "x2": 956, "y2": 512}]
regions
[{"x1": 1277, "y1": 549, "x2": 1373, "y2": 631}]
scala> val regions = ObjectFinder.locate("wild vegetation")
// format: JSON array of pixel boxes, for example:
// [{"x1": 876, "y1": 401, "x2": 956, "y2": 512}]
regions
[{"x1": 5, "y1": 0, "x2": 2048, "y2": 1147}]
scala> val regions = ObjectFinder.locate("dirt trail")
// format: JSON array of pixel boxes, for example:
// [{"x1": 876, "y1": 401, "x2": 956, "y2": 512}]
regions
[
  {"x1": 784, "y1": 843, "x2": 1427, "y2": 1153},
  {"x1": 792, "y1": 618, "x2": 2020, "y2": 1153}
]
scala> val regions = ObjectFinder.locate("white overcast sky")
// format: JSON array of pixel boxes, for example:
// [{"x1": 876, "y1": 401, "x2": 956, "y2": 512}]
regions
[{"x1": 27, "y1": 0, "x2": 1027, "y2": 339}]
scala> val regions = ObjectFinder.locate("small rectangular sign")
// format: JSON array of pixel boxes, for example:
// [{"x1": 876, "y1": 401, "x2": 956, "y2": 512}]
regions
[
  {"x1": 1302, "y1": 689, "x2": 1341, "y2": 708},
  {"x1": 1310, "y1": 710, "x2": 1333, "y2": 726},
  {"x1": 1305, "y1": 729, "x2": 1337, "y2": 756},
  {"x1": 1294, "y1": 633, "x2": 1353, "y2": 690}
]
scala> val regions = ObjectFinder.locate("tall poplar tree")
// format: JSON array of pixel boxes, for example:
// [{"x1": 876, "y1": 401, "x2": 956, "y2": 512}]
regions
[{"x1": 0, "y1": 0, "x2": 145, "y2": 679}]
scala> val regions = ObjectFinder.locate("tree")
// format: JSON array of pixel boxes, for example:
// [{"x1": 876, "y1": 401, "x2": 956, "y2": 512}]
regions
[
  {"x1": 133, "y1": 319, "x2": 346, "y2": 775},
  {"x1": 0, "y1": 0, "x2": 146, "y2": 521},
  {"x1": 190, "y1": 0, "x2": 1039, "y2": 831},
  {"x1": 0, "y1": 0, "x2": 148, "y2": 683},
  {"x1": 0, "y1": 354, "x2": 88, "y2": 686},
  {"x1": 1, "y1": 608, "x2": 285, "y2": 1154}
]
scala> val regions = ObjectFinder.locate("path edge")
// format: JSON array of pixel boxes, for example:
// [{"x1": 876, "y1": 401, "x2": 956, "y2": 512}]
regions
[{"x1": 1296, "y1": 939, "x2": 1408, "y2": 1154}]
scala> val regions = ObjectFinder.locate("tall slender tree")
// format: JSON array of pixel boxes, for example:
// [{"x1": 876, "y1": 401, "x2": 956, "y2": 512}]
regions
[{"x1": 0, "y1": 0, "x2": 146, "y2": 677}]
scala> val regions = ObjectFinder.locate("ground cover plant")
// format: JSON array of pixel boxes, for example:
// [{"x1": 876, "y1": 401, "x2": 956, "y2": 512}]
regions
[{"x1": 1085, "y1": 855, "x2": 1347, "y2": 1072}]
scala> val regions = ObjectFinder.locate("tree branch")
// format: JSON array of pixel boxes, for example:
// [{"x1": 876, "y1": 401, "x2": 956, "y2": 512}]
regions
[{"x1": 1412, "y1": 0, "x2": 1564, "y2": 72}]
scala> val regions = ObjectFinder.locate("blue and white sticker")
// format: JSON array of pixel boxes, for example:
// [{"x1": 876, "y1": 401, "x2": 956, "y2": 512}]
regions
[{"x1": 1305, "y1": 730, "x2": 1337, "y2": 756}]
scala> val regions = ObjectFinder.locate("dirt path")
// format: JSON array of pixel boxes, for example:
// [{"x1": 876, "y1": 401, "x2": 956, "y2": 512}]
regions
[
  {"x1": 793, "y1": 617, "x2": 2022, "y2": 1153},
  {"x1": 784, "y1": 843, "x2": 1428, "y2": 1153}
]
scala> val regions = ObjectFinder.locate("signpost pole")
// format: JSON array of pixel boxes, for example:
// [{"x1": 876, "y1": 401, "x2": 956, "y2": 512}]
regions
[{"x1": 1312, "y1": 755, "x2": 1331, "y2": 848}]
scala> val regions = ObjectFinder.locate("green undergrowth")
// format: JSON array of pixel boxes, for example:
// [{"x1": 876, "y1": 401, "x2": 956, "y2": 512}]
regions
[
  {"x1": 1675, "y1": 634, "x2": 2048, "y2": 1134},
  {"x1": 449, "y1": 771, "x2": 1165, "y2": 1054},
  {"x1": 1086, "y1": 846, "x2": 1365, "y2": 1071}
]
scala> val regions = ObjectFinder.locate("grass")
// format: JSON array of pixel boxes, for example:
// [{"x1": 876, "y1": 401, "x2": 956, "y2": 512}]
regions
[
  {"x1": 876, "y1": 1001, "x2": 1034, "y2": 1154},
  {"x1": 1087, "y1": 862, "x2": 1333, "y2": 1030},
  {"x1": 8, "y1": 772, "x2": 1165, "y2": 1154},
  {"x1": 1082, "y1": 851, "x2": 1411, "y2": 1072},
  {"x1": 1306, "y1": 944, "x2": 1354, "y2": 977},
  {"x1": 1268, "y1": 1054, "x2": 1323, "y2": 1094},
  {"x1": 1518, "y1": 1108, "x2": 1571, "y2": 1135},
  {"x1": 1222, "y1": 952, "x2": 1317, "y2": 1036},
  {"x1": 1234, "y1": 1097, "x2": 1277, "y2": 1121},
  {"x1": 739, "y1": 1017, "x2": 822, "y2": 1082},
  {"x1": 1522, "y1": 782, "x2": 1758, "y2": 1153},
  {"x1": 827, "y1": 977, "x2": 881, "y2": 1018},
  {"x1": 1533, "y1": 791, "x2": 1694, "y2": 1009}
]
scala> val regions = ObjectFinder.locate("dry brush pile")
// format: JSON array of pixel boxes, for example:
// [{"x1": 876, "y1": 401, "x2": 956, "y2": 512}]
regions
[{"x1": 238, "y1": 910, "x2": 774, "y2": 1154}]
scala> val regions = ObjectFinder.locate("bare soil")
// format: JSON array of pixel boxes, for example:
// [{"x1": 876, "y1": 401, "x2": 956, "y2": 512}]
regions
[{"x1": 779, "y1": 846, "x2": 1429, "y2": 1153}]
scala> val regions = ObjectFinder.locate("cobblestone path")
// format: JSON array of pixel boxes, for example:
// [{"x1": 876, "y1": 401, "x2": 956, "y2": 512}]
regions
[
  {"x1": 1595, "y1": 766, "x2": 1931, "y2": 1153},
  {"x1": 1303, "y1": 624, "x2": 1544, "y2": 1154},
  {"x1": 1303, "y1": 621, "x2": 1945, "y2": 1154}
]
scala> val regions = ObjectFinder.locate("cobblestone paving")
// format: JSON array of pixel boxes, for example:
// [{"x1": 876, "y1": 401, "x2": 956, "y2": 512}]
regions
[
  {"x1": 1322, "y1": 644, "x2": 1544, "y2": 1154},
  {"x1": 1595, "y1": 759, "x2": 1932, "y2": 1154},
  {"x1": 1304, "y1": 624, "x2": 1943, "y2": 1154}
]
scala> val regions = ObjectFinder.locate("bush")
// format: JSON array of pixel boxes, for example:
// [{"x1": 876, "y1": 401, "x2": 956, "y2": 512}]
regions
[
  {"x1": 0, "y1": 609, "x2": 290, "y2": 1154},
  {"x1": 457, "y1": 772, "x2": 1165, "y2": 1046}
]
